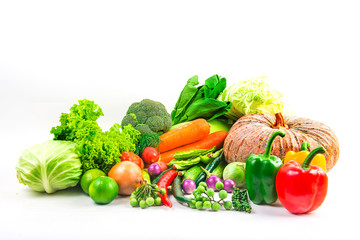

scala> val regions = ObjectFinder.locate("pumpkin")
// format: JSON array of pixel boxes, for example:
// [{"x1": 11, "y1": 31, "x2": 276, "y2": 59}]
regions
[{"x1": 223, "y1": 113, "x2": 339, "y2": 172}]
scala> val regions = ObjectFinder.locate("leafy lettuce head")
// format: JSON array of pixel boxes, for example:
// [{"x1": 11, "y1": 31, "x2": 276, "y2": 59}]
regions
[
  {"x1": 16, "y1": 140, "x2": 82, "y2": 194},
  {"x1": 217, "y1": 76, "x2": 289, "y2": 120}
]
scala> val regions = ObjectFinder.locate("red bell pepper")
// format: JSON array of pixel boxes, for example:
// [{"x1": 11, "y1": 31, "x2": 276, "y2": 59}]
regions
[
  {"x1": 120, "y1": 152, "x2": 144, "y2": 169},
  {"x1": 276, "y1": 147, "x2": 328, "y2": 214},
  {"x1": 157, "y1": 170, "x2": 177, "y2": 208}
]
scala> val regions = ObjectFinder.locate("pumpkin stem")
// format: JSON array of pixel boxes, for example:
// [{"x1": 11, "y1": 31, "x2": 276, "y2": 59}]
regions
[
  {"x1": 301, "y1": 142, "x2": 310, "y2": 151},
  {"x1": 301, "y1": 147, "x2": 325, "y2": 169},
  {"x1": 264, "y1": 130, "x2": 286, "y2": 158},
  {"x1": 273, "y1": 113, "x2": 288, "y2": 129}
]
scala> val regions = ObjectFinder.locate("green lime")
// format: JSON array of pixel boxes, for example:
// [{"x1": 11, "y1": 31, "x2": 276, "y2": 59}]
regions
[
  {"x1": 224, "y1": 201, "x2": 233, "y2": 210},
  {"x1": 215, "y1": 181, "x2": 224, "y2": 190},
  {"x1": 211, "y1": 202, "x2": 221, "y2": 211},
  {"x1": 89, "y1": 176, "x2": 118, "y2": 204},
  {"x1": 80, "y1": 169, "x2": 106, "y2": 194},
  {"x1": 219, "y1": 190, "x2": 228, "y2": 199}
]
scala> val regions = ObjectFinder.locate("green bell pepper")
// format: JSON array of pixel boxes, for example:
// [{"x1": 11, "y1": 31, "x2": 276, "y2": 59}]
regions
[{"x1": 245, "y1": 130, "x2": 285, "y2": 205}]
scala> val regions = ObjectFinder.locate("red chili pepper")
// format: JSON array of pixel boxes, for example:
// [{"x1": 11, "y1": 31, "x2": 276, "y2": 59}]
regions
[
  {"x1": 276, "y1": 147, "x2": 328, "y2": 214},
  {"x1": 157, "y1": 170, "x2": 177, "y2": 208}
]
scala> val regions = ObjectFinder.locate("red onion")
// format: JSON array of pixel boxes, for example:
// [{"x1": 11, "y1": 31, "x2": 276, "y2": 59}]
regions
[
  {"x1": 206, "y1": 175, "x2": 222, "y2": 191},
  {"x1": 182, "y1": 179, "x2": 196, "y2": 194},
  {"x1": 148, "y1": 163, "x2": 161, "y2": 176},
  {"x1": 223, "y1": 179, "x2": 236, "y2": 193}
]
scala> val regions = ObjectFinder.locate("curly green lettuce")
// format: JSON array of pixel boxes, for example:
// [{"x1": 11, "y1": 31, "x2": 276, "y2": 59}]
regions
[{"x1": 51, "y1": 99, "x2": 141, "y2": 174}]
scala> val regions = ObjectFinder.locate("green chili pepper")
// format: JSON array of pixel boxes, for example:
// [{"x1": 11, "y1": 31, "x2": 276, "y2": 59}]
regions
[
  {"x1": 245, "y1": 130, "x2": 285, "y2": 205},
  {"x1": 195, "y1": 151, "x2": 224, "y2": 186},
  {"x1": 172, "y1": 174, "x2": 192, "y2": 205}
]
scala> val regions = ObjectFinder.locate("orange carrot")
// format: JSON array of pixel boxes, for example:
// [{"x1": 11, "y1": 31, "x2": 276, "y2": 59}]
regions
[
  {"x1": 159, "y1": 131, "x2": 228, "y2": 163},
  {"x1": 159, "y1": 119, "x2": 210, "y2": 153}
]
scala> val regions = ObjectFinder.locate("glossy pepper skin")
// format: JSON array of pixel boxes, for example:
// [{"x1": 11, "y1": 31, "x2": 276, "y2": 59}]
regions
[
  {"x1": 157, "y1": 170, "x2": 177, "y2": 208},
  {"x1": 284, "y1": 142, "x2": 327, "y2": 172},
  {"x1": 245, "y1": 130, "x2": 285, "y2": 205},
  {"x1": 276, "y1": 147, "x2": 328, "y2": 214}
]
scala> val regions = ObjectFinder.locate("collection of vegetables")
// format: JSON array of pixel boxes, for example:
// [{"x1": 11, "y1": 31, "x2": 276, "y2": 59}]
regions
[{"x1": 15, "y1": 74, "x2": 340, "y2": 215}]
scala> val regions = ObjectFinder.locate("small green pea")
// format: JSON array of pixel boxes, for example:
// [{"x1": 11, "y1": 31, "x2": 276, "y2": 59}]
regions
[
  {"x1": 206, "y1": 188, "x2": 215, "y2": 197},
  {"x1": 130, "y1": 198, "x2": 138, "y2": 207},
  {"x1": 211, "y1": 202, "x2": 221, "y2": 211},
  {"x1": 139, "y1": 200, "x2": 147, "y2": 209},
  {"x1": 224, "y1": 201, "x2": 233, "y2": 210},
  {"x1": 195, "y1": 201, "x2": 203, "y2": 210},
  {"x1": 155, "y1": 197, "x2": 162, "y2": 206},
  {"x1": 197, "y1": 186, "x2": 205, "y2": 193},
  {"x1": 189, "y1": 200, "x2": 196, "y2": 209},
  {"x1": 146, "y1": 197, "x2": 154, "y2": 206},
  {"x1": 215, "y1": 182, "x2": 224, "y2": 190},
  {"x1": 199, "y1": 182, "x2": 207, "y2": 188},
  {"x1": 219, "y1": 190, "x2": 228, "y2": 199},
  {"x1": 203, "y1": 201, "x2": 211, "y2": 209}
]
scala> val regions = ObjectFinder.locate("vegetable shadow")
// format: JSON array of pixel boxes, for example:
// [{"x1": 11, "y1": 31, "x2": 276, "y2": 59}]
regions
[{"x1": 24, "y1": 185, "x2": 83, "y2": 198}]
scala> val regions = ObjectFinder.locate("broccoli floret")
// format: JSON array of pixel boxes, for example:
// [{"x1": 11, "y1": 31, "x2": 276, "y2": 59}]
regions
[
  {"x1": 121, "y1": 99, "x2": 172, "y2": 135},
  {"x1": 135, "y1": 124, "x2": 153, "y2": 135}
]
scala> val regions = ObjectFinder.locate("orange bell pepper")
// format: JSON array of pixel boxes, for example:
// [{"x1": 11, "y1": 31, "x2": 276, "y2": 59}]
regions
[{"x1": 283, "y1": 142, "x2": 327, "y2": 172}]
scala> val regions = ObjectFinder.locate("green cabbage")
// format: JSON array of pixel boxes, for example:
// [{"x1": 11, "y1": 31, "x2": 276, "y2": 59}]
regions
[
  {"x1": 16, "y1": 140, "x2": 82, "y2": 194},
  {"x1": 217, "y1": 76, "x2": 288, "y2": 120}
]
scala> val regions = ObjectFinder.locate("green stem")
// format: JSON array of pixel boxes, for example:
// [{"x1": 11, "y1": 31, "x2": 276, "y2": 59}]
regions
[
  {"x1": 300, "y1": 142, "x2": 310, "y2": 151},
  {"x1": 263, "y1": 130, "x2": 286, "y2": 158},
  {"x1": 301, "y1": 147, "x2": 325, "y2": 169},
  {"x1": 200, "y1": 166, "x2": 212, "y2": 179}
]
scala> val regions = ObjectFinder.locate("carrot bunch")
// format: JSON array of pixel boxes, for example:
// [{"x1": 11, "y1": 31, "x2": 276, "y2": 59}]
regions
[{"x1": 159, "y1": 119, "x2": 228, "y2": 163}]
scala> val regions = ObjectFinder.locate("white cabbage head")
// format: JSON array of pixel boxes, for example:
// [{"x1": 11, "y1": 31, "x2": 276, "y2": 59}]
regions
[{"x1": 16, "y1": 140, "x2": 82, "y2": 193}]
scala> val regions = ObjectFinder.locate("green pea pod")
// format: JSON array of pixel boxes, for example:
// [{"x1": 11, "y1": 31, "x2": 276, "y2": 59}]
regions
[
  {"x1": 168, "y1": 157, "x2": 201, "y2": 170},
  {"x1": 200, "y1": 149, "x2": 223, "y2": 164},
  {"x1": 174, "y1": 146, "x2": 216, "y2": 160}
]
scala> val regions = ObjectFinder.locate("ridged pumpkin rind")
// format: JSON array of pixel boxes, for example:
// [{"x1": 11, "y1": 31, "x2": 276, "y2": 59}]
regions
[{"x1": 223, "y1": 113, "x2": 339, "y2": 172}]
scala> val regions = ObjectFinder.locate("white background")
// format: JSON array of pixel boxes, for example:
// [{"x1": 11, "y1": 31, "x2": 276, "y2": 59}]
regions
[{"x1": 1, "y1": 1, "x2": 359, "y2": 239}]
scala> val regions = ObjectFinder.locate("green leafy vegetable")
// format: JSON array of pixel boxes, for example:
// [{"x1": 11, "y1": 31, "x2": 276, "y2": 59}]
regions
[
  {"x1": 16, "y1": 140, "x2": 82, "y2": 193},
  {"x1": 51, "y1": 99, "x2": 141, "y2": 174},
  {"x1": 217, "y1": 76, "x2": 288, "y2": 121},
  {"x1": 171, "y1": 75, "x2": 232, "y2": 125},
  {"x1": 135, "y1": 132, "x2": 161, "y2": 156}
]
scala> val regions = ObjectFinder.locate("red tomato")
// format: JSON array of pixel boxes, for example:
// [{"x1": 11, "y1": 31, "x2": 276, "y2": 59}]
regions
[
  {"x1": 141, "y1": 147, "x2": 159, "y2": 165},
  {"x1": 120, "y1": 152, "x2": 144, "y2": 169},
  {"x1": 157, "y1": 161, "x2": 168, "y2": 172}
]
